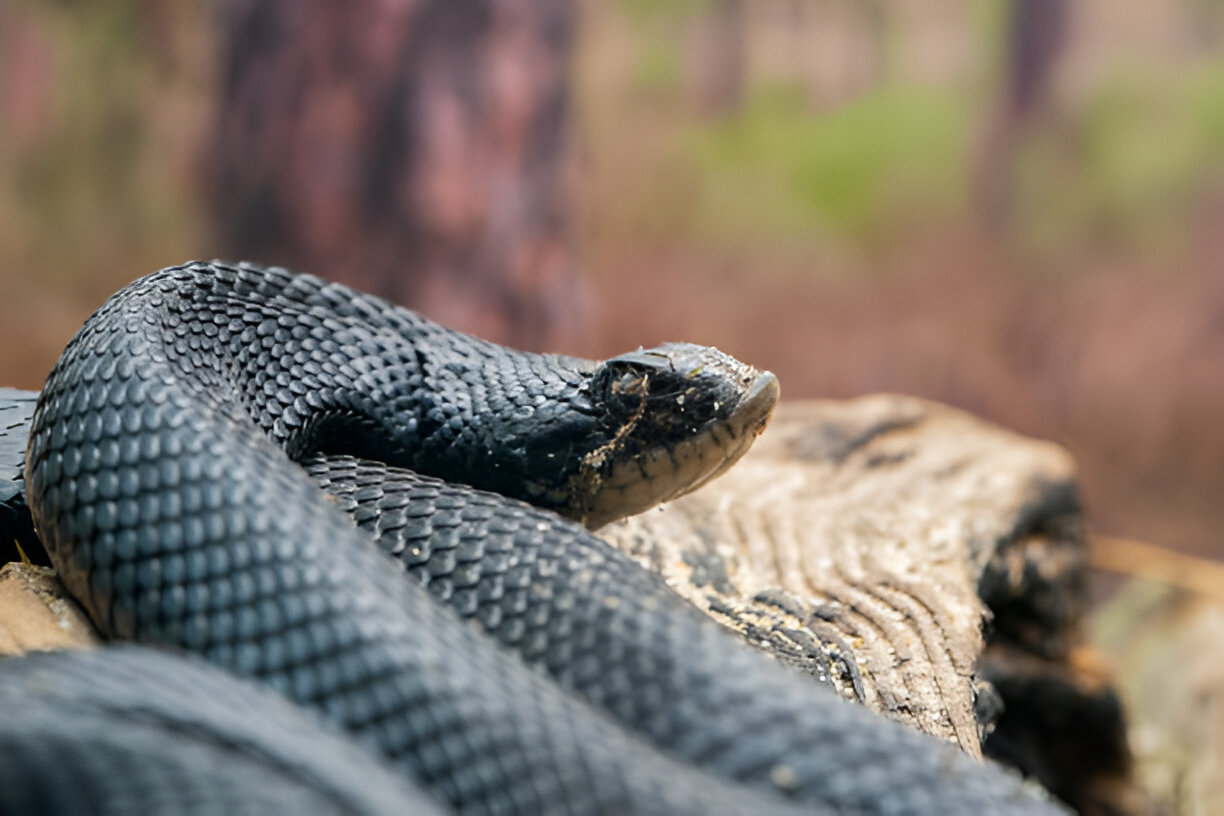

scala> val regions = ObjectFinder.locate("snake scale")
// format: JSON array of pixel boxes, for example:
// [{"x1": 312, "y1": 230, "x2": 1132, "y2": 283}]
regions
[{"x1": 1, "y1": 261, "x2": 1062, "y2": 814}]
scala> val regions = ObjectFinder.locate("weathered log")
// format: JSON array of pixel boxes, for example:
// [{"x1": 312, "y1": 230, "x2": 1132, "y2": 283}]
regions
[
  {"x1": 2, "y1": 394, "x2": 1144, "y2": 811},
  {"x1": 602, "y1": 395, "x2": 1146, "y2": 813},
  {"x1": 604, "y1": 395, "x2": 1084, "y2": 753}
]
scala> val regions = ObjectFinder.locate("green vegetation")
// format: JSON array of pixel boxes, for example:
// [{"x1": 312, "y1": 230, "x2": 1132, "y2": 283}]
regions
[
  {"x1": 687, "y1": 83, "x2": 969, "y2": 248},
  {"x1": 617, "y1": 0, "x2": 713, "y2": 25},
  {"x1": 599, "y1": 0, "x2": 1224, "y2": 266},
  {"x1": 5, "y1": 1, "x2": 1224, "y2": 281},
  {"x1": 0, "y1": 2, "x2": 206, "y2": 296},
  {"x1": 1015, "y1": 58, "x2": 1224, "y2": 258}
]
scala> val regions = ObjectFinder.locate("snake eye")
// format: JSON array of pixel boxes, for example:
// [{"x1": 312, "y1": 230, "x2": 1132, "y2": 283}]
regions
[
  {"x1": 609, "y1": 370, "x2": 647, "y2": 398},
  {"x1": 591, "y1": 349, "x2": 667, "y2": 408}
]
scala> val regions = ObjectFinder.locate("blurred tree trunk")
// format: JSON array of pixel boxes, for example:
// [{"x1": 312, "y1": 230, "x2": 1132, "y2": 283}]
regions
[
  {"x1": 795, "y1": 0, "x2": 885, "y2": 112},
  {"x1": 210, "y1": 0, "x2": 584, "y2": 350},
  {"x1": 694, "y1": 0, "x2": 745, "y2": 118},
  {"x1": 971, "y1": 0, "x2": 1068, "y2": 231}
]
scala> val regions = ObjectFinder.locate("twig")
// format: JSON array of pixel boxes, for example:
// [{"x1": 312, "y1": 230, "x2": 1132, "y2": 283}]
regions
[{"x1": 1091, "y1": 534, "x2": 1224, "y2": 603}]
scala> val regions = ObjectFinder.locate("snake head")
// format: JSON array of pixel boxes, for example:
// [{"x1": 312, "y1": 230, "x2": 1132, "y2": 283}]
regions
[{"x1": 559, "y1": 342, "x2": 779, "y2": 529}]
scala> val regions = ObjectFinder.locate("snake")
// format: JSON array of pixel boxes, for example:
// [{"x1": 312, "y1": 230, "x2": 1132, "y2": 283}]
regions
[{"x1": 0, "y1": 261, "x2": 1063, "y2": 814}]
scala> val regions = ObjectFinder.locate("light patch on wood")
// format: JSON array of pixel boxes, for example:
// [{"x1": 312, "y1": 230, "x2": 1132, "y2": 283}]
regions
[{"x1": 0, "y1": 562, "x2": 99, "y2": 655}]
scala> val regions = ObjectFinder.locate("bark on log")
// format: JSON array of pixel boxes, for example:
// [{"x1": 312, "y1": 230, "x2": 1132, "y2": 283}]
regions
[
  {"x1": 603, "y1": 395, "x2": 1085, "y2": 755},
  {"x1": 601, "y1": 396, "x2": 1145, "y2": 813}
]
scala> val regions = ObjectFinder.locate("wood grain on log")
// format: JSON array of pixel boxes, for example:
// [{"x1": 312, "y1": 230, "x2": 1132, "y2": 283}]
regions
[
  {"x1": 602, "y1": 395, "x2": 1086, "y2": 757},
  {"x1": 0, "y1": 563, "x2": 97, "y2": 656}
]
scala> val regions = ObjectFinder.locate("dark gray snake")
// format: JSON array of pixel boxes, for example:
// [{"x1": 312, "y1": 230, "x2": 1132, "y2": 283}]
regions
[{"x1": 0, "y1": 262, "x2": 1062, "y2": 815}]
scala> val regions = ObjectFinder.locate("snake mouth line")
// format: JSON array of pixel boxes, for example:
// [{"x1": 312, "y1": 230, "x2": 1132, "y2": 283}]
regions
[
  {"x1": 674, "y1": 370, "x2": 780, "y2": 495},
  {"x1": 574, "y1": 370, "x2": 780, "y2": 530}
]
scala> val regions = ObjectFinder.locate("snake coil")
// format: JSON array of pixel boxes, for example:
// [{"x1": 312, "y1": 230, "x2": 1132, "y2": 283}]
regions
[{"x1": 11, "y1": 262, "x2": 1062, "y2": 815}]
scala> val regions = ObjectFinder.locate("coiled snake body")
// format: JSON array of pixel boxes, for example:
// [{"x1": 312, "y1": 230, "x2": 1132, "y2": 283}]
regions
[{"x1": 4, "y1": 262, "x2": 1060, "y2": 814}]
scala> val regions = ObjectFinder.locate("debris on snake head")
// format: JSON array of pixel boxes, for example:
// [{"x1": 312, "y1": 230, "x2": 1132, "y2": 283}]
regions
[{"x1": 562, "y1": 342, "x2": 780, "y2": 528}]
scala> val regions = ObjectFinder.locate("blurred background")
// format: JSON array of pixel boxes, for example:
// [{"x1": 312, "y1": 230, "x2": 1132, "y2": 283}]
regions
[{"x1": 0, "y1": 0, "x2": 1221, "y2": 565}]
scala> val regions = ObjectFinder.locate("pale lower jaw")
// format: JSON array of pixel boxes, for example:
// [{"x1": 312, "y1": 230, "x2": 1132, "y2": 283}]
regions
[{"x1": 573, "y1": 369, "x2": 780, "y2": 530}]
